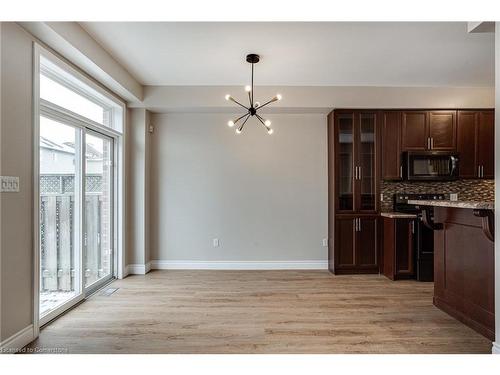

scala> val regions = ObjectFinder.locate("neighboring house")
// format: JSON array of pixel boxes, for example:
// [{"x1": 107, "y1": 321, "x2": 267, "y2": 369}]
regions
[{"x1": 40, "y1": 136, "x2": 104, "y2": 194}]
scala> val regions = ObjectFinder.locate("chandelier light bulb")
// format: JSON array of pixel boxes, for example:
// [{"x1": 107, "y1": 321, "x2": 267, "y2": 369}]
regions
[
  {"x1": 276, "y1": 94, "x2": 282, "y2": 101},
  {"x1": 255, "y1": 102, "x2": 260, "y2": 107},
  {"x1": 267, "y1": 128, "x2": 274, "y2": 135},
  {"x1": 227, "y1": 120, "x2": 235, "y2": 127},
  {"x1": 236, "y1": 128, "x2": 242, "y2": 134},
  {"x1": 225, "y1": 94, "x2": 231, "y2": 101},
  {"x1": 245, "y1": 85, "x2": 252, "y2": 92},
  {"x1": 265, "y1": 120, "x2": 272, "y2": 127}
]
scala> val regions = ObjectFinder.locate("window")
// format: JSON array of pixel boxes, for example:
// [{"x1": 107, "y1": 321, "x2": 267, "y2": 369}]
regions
[
  {"x1": 40, "y1": 55, "x2": 123, "y2": 132},
  {"x1": 35, "y1": 46, "x2": 125, "y2": 326}
]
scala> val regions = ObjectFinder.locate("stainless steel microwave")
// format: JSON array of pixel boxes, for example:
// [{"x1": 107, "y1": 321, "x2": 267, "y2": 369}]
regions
[{"x1": 403, "y1": 151, "x2": 459, "y2": 181}]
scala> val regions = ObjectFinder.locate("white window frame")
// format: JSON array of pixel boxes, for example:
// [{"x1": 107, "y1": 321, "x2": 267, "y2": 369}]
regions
[{"x1": 33, "y1": 43, "x2": 127, "y2": 336}]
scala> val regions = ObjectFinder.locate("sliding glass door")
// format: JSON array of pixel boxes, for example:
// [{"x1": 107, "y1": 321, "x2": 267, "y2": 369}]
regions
[
  {"x1": 39, "y1": 116, "x2": 84, "y2": 322},
  {"x1": 39, "y1": 123, "x2": 115, "y2": 324},
  {"x1": 37, "y1": 46, "x2": 123, "y2": 326},
  {"x1": 84, "y1": 131, "x2": 114, "y2": 292}
]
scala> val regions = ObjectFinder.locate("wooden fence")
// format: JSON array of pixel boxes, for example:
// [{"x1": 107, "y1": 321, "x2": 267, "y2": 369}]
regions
[{"x1": 40, "y1": 193, "x2": 111, "y2": 291}]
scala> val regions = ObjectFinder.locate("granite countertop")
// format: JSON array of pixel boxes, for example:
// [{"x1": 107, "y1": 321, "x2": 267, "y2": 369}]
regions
[
  {"x1": 407, "y1": 200, "x2": 494, "y2": 210},
  {"x1": 380, "y1": 212, "x2": 418, "y2": 219}
]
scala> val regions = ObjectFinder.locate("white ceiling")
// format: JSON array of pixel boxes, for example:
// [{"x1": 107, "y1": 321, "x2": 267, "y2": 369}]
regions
[{"x1": 80, "y1": 22, "x2": 494, "y2": 87}]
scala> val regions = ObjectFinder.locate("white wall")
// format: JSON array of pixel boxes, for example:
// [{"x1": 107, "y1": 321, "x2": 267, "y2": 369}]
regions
[
  {"x1": 149, "y1": 113, "x2": 328, "y2": 267},
  {"x1": 126, "y1": 108, "x2": 152, "y2": 268},
  {"x1": 136, "y1": 85, "x2": 495, "y2": 113},
  {"x1": 0, "y1": 22, "x2": 34, "y2": 342}
]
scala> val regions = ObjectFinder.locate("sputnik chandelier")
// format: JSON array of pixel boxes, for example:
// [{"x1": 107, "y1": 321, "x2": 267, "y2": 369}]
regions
[{"x1": 225, "y1": 54, "x2": 282, "y2": 135}]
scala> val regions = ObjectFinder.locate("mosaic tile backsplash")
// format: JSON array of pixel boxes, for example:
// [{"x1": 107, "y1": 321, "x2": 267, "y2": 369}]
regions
[{"x1": 380, "y1": 179, "x2": 494, "y2": 212}]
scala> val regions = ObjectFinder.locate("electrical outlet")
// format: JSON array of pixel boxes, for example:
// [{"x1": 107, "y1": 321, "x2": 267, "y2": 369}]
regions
[
  {"x1": 450, "y1": 193, "x2": 458, "y2": 201},
  {"x1": 0, "y1": 176, "x2": 20, "y2": 192},
  {"x1": 213, "y1": 238, "x2": 220, "y2": 247},
  {"x1": 322, "y1": 238, "x2": 328, "y2": 247}
]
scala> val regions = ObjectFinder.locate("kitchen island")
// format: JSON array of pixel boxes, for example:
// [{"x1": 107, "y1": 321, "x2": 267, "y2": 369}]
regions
[{"x1": 408, "y1": 200, "x2": 495, "y2": 340}]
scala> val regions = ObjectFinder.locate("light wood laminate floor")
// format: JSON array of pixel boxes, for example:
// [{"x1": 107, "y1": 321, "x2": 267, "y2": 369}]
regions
[{"x1": 27, "y1": 270, "x2": 492, "y2": 353}]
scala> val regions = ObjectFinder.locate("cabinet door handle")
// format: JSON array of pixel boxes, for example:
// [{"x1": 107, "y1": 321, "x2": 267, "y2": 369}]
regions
[
  {"x1": 358, "y1": 166, "x2": 362, "y2": 180},
  {"x1": 400, "y1": 165, "x2": 403, "y2": 179},
  {"x1": 411, "y1": 220, "x2": 415, "y2": 234},
  {"x1": 480, "y1": 165, "x2": 484, "y2": 178},
  {"x1": 358, "y1": 218, "x2": 361, "y2": 232},
  {"x1": 478, "y1": 165, "x2": 481, "y2": 178},
  {"x1": 354, "y1": 218, "x2": 358, "y2": 232},
  {"x1": 427, "y1": 137, "x2": 430, "y2": 149},
  {"x1": 431, "y1": 138, "x2": 434, "y2": 149}
]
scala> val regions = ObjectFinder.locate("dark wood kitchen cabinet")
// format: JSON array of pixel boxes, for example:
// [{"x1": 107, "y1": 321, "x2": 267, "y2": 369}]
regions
[
  {"x1": 381, "y1": 111, "x2": 402, "y2": 180},
  {"x1": 330, "y1": 110, "x2": 379, "y2": 214},
  {"x1": 477, "y1": 111, "x2": 494, "y2": 179},
  {"x1": 428, "y1": 111, "x2": 456, "y2": 150},
  {"x1": 382, "y1": 216, "x2": 415, "y2": 280},
  {"x1": 401, "y1": 110, "x2": 456, "y2": 152},
  {"x1": 334, "y1": 215, "x2": 379, "y2": 274},
  {"x1": 402, "y1": 111, "x2": 428, "y2": 151},
  {"x1": 433, "y1": 206, "x2": 495, "y2": 340},
  {"x1": 457, "y1": 110, "x2": 494, "y2": 179},
  {"x1": 328, "y1": 110, "x2": 380, "y2": 274}
]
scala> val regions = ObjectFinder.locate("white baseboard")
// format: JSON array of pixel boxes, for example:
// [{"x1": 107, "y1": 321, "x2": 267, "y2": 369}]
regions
[
  {"x1": 126, "y1": 261, "x2": 152, "y2": 275},
  {"x1": 493, "y1": 342, "x2": 500, "y2": 354},
  {"x1": 0, "y1": 324, "x2": 34, "y2": 354},
  {"x1": 150, "y1": 260, "x2": 328, "y2": 270}
]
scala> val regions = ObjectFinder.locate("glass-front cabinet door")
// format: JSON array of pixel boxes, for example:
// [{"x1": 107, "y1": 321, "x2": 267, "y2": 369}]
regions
[
  {"x1": 357, "y1": 113, "x2": 376, "y2": 212},
  {"x1": 336, "y1": 113, "x2": 355, "y2": 212}
]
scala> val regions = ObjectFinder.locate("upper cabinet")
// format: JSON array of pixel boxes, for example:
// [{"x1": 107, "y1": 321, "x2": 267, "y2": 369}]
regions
[
  {"x1": 428, "y1": 111, "x2": 457, "y2": 150},
  {"x1": 402, "y1": 111, "x2": 428, "y2": 151},
  {"x1": 401, "y1": 110, "x2": 456, "y2": 151},
  {"x1": 381, "y1": 111, "x2": 402, "y2": 180},
  {"x1": 331, "y1": 110, "x2": 379, "y2": 214},
  {"x1": 457, "y1": 110, "x2": 494, "y2": 179},
  {"x1": 383, "y1": 110, "x2": 458, "y2": 180}
]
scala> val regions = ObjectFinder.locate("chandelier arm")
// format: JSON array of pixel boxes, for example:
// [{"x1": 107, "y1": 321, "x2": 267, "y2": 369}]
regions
[
  {"x1": 255, "y1": 97, "x2": 277, "y2": 110},
  {"x1": 229, "y1": 97, "x2": 249, "y2": 110},
  {"x1": 234, "y1": 112, "x2": 250, "y2": 124},
  {"x1": 255, "y1": 114, "x2": 270, "y2": 130},
  {"x1": 238, "y1": 113, "x2": 251, "y2": 132},
  {"x1": 247, "y1": 91, "x2": 252, "y2": 107}
]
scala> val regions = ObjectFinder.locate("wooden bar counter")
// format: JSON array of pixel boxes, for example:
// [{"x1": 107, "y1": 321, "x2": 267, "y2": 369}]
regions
[{"x1": 408, "y1": 200, "x2": 495, "y2": 341}]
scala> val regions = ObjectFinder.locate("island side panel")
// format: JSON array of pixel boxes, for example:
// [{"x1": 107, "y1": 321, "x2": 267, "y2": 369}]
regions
[{"x1": 433, "y1": 206, "x2": 495, "y2": 340}]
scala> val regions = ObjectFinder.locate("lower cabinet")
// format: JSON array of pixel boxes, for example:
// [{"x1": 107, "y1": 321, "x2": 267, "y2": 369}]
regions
[
  {"x1": 382, "y1": 217, "x2": 415, "y2": 280},
  {"x1": 332, "y1": 215, "x2": 379, "y2": 274}
]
